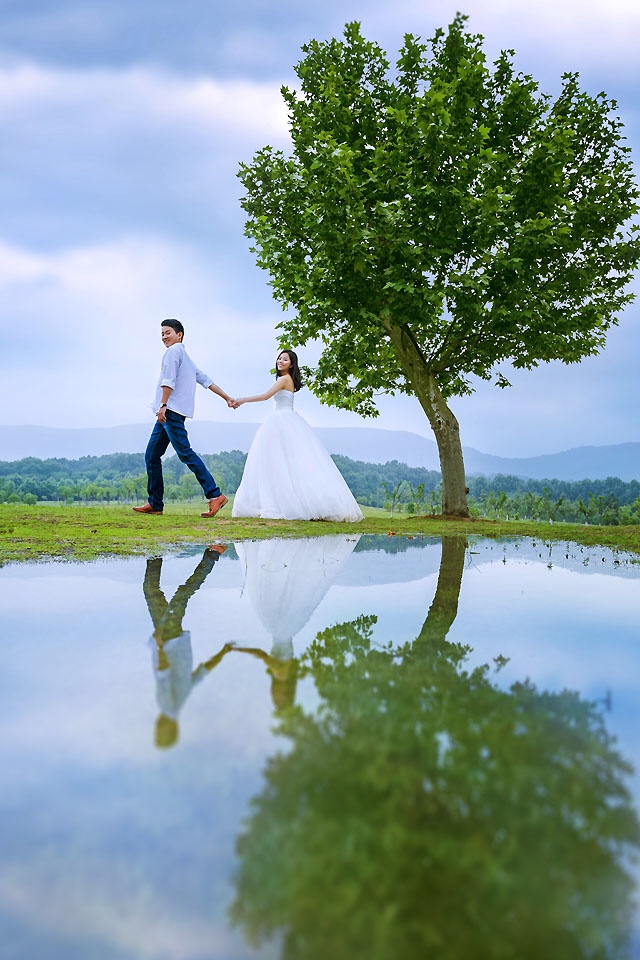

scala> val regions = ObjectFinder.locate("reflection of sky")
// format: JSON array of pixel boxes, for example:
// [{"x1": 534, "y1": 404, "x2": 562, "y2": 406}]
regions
[
  {"x1": 454, "y1": 544, "x2": 640, "y2": 808},
  {"x1": 1, "y1": 535, "x2": 639, "y2": 959}
]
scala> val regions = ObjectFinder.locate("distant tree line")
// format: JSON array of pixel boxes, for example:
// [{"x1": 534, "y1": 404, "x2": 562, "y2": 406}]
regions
[
  {"x1": 0, "y1": 452, "x2": 246, "y2": 507},
  {"x1": 0, "y1": 452, "x2": 639, "y2": 524},
  {"x1": 334, "y1": 457, "x2": 640, "y2": 524}
]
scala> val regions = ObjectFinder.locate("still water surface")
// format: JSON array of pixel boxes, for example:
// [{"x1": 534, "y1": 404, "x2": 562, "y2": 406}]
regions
[{"x1": 1, "y1": 534, "x2": 640, "y2": 960}]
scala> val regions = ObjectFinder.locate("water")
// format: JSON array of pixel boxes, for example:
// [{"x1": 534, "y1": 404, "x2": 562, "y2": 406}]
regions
[{"x1": 1, "y1": 534, "x2": 640, "y2": 960}]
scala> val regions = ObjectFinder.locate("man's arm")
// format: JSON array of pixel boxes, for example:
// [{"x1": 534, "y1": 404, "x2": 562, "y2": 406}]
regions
[
  {"x1": 157, "y1": 345, "x2": 181, "y2": 422},
  {"x1": 157, "y1": 386, "x2": 173, "y2": 423},
  {"x1": 207, "y1": 382, "x2": 235, "y2": 408},
  {"x1": 195, "y1": 365, "x2": 235, "y2": 407},
  {"x1": 191, "y1": 642, "x2": 236, "y2": 681}
]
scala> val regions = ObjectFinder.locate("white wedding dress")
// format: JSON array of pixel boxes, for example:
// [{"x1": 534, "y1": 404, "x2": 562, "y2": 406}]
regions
[
  {"x1": 232, "y1": 390, "x2": 364, "y2": 522},
  {"x1": 235, "y1": 536, "x2": 361, "y2": 657}
]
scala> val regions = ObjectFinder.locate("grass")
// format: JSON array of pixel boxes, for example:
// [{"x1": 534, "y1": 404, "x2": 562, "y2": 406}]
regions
[{"x1": 2, "y1": 501, "x2": 640, "y2": 565}]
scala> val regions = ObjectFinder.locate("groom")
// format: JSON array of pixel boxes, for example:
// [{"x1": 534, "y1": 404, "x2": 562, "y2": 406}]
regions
[
  {"x1": 144, "y1": 546, "x2": 235, "y2": 748},
  {"x1": 133, "y1": 318, "x2": 234, "y2": 518}
]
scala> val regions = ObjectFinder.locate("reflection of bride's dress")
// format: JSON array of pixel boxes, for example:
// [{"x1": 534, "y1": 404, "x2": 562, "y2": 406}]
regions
[
  {"x1": 236, "y1": 536, "x2": 360, "y2": 657},
  {"x1": 232, "y1": 391, "x2": 364, "y2": 521}
]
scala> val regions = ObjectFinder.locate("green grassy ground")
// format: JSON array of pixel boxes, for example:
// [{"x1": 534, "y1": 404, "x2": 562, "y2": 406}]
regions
[{"x1": 2, "y1": 501, "x2": 640, "y2": 565}]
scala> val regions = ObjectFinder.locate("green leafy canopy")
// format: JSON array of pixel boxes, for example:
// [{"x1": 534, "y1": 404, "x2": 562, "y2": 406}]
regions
[{"x1": 238, "y1": 16, "x2": 640, "y2": 417}]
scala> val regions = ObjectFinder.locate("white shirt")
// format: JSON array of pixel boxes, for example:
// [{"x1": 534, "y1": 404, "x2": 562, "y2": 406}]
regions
[
  {"x1": 148, "y1": 631, "x2": 206, "y2": 719},
  {"x1": 153, "y1": 342, "x2": 214, "y2": 418}
]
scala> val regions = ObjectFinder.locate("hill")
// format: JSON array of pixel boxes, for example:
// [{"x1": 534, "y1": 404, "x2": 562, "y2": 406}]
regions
[{"x1": 0, "y1": 423, "x2": 638, "y2": 482}]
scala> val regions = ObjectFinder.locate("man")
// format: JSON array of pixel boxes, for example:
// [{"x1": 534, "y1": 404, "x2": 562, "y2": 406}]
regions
[
  {"x1": 143, "y1": 546, "x2": 234, "y2": 748},
  {"x1": 134, "y1": 318, "x2": 234, "y2": 518}
]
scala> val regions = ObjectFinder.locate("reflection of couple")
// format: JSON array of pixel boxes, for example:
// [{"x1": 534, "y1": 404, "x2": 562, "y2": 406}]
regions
[
  {"x1": 144, "y1": 535, "x2": 359, "y2": 746},
  {"x1": 133, "y1": 318, "x2": 362, "y2": 522}
]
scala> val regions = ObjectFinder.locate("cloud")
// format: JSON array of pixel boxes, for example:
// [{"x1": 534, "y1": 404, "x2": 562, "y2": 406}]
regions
[
  {"x1": 0, "y1": 60, "x2": 290, "y2": 251},
  {"x1": 0, "y1": 60, "x2": 289, "y2": 138},
  {"x1": 451, "y1": 307, "x2": 640, "y2": 456},
  {"x1": 1, "y1": 3, "x2": 639, "y2": 453},
  {"x1": 0, "y1": 868, "x2": 241, "y2": 960},
  {"x1": 368, "y1": 0, "x2": 640, "y2": 72},
  {"x1": 0, "y1": 60, "x2": 299, "y2": 429},
  {"x1": 0, "y1": 233, "x2": 281, "y2": 427},
  {"x1": 476, "y1": 0, "x2": 640, "y2": 58},
  {"x1": 3, "y1": 0, "x2": 640, "y2": 90},
  {"x1": 0, "y1": 0, "x2": 316, "y2": 75}
]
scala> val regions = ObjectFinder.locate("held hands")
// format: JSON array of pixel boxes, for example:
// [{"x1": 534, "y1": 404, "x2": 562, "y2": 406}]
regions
[{"x1": 230, "y1": 398, "x2": 245, "y2": 409}]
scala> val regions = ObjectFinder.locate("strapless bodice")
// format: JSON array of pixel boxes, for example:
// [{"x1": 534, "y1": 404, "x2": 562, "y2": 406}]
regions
[{"x1": 274, "y1": 390, "x2": 295, "y2": 412}]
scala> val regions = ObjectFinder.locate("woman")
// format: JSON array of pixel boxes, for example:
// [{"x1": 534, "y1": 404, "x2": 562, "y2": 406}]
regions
[{"x1": 231, "y1": 350, "x2": 363, "y2": 522}]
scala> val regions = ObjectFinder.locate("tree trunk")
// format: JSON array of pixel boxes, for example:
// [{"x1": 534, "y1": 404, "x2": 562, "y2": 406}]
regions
[
  {"x1": 412, "y1": 535, "x2": 467, "y2": 656},
  {"x1": 386, "y1": 323, "x2": 470, "y2": 517}
]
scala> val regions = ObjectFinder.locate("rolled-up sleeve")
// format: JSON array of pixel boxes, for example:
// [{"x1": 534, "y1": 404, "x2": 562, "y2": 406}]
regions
[
  {"x1": 154, "y1": 343, "x2": 205, "y2": 418},
  {"x1": 160, "y1": 346, "x2": 182, "y2": 388},
  {"x1": 195, "y1": 366, "x2": 214, "y2": 389}
]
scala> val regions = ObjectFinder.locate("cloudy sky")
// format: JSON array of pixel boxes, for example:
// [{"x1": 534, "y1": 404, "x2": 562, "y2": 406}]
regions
[{"x1": 1, "y1": 0, "x2": 639, "y2": 457}]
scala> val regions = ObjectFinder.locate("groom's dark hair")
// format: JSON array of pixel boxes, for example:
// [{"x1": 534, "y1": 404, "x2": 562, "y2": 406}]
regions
[{"x1": 162, "y1": 318, "x2": 184, "y2": 338}]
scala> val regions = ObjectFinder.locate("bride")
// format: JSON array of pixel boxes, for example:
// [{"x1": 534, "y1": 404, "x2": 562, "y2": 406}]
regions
[{"x1": 231, "y1": 350, "x2": 363, "y2": 522}]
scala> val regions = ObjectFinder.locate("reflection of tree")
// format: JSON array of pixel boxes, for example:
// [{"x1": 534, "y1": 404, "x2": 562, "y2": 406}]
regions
[
  {"x1": 231, "y1": 536, "x2": 639, "y2": 960},
  {"x1": 413, "y1": 534, "x2": 466, "y2": 652}
]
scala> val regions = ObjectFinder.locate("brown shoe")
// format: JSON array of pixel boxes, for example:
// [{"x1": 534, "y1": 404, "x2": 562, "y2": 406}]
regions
[
  {"x1": 133, "y1": 503, "x2": 163, "y2": 515},
  {"x1": 208, "y1": 543, "x2": 227, "y2": 554},
  {"x1": 201, "y1": 494, "x2": 228, "y2": 518}
]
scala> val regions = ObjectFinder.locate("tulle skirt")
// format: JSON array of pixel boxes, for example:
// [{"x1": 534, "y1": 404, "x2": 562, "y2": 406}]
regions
[{"x1": 232, "y1": 410, "x2": 363, "y2": 522}]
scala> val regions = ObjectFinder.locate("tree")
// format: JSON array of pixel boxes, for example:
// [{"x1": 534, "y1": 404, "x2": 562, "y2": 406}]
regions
[
  {"x1": 407, "y1": 480, "x2": 428, "y2": 515},
  {"x1": 238, "y1": 16, "x2": 640, "y2": 516},
  {"x1": 231, "y1": 538, "x2": 639, "y2": 958},
  {"x1": 381, "y1": 478, "x2": 408, "y2": 516}
]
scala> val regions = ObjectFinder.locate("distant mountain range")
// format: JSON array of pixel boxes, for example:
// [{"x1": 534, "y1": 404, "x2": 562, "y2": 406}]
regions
[{"x1": 1, "y1": 422, "x2": 638, "y2": 482}]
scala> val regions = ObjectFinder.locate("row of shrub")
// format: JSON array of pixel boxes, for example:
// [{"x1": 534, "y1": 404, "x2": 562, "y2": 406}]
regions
[{"x1": 1, "y1": 452, "x2": 639, "y2": 524}]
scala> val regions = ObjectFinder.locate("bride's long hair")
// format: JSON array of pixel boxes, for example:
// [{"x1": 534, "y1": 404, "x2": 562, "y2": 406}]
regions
[{"x1": 276, "y1": 350, "x2": 302, "y2": 392}]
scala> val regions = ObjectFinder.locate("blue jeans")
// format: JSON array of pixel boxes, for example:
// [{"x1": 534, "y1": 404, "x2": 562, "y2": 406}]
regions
[
  {"x1": 143, "y1": 549, "x2": 222, "y2": 640},
  {"x1": 144, "y1": 410, "x2": 221, "y2": 511}
]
